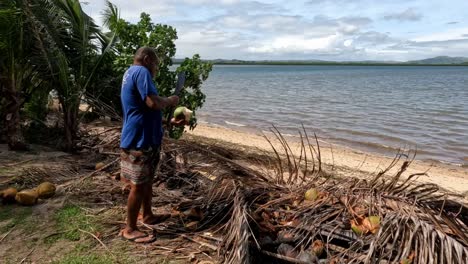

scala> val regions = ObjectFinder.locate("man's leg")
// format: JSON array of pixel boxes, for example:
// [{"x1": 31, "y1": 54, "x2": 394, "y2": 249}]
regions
[
  {"x1": 141, "y1": 146, "x2": 170, "y2": 224},
  {"x1": 126, "y1": 183, "x2": 144, "y2": 232},
  {"x1": 120, "y1": 149, "x2": 155, "y2": 243},
  {"x1": 141, "y1": 182, "x2": 155, "y2": 220}
]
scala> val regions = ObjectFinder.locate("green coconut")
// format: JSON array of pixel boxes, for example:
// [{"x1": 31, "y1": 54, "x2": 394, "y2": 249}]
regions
[
  {"x1": 351, "y1": 223, "x2": 364, "y2": 235},
  {"x1": 15, "y1": 189, "x2": 39, "y2": 206},
  {"x1": 173, "y1": 106, "x2": 193, "y2": 121},
  {"x1": 304, "y1": 188, "x2": 319, "y2": 201},
  {"x1": 174, "y1": 107, "x2": 186, "y2": 120},
  {"x1": 368, "y1": 215, "x2": 380, "y2": 225},
  {"x1": 363, "y1": 215, "x2": 381, "y2": 234},
  {"x1": 37, "y1": 182, "x2": 56, "y2": 199}
]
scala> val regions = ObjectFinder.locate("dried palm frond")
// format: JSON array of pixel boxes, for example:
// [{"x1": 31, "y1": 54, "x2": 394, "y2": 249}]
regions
[
  {"x1": 221, "y1": 190, "x2": 251, "y2": 264},
  {"x1": 78, "y1": 123, "x2": 467, "y2": 263}
]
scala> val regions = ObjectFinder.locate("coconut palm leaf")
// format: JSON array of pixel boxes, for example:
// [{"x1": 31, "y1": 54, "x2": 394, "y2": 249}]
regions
[{"x1": 162, "y1": 128, "x2": 468, "y2": 264}]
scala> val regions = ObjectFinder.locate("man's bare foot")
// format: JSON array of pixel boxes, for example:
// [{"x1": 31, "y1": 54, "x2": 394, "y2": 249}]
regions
[
  {"x1": 142, "y1": 213, "x2": 171, "y2": 225},
  {"x1": 120, "y1": 228, "x2": 156, "y2": 243}
]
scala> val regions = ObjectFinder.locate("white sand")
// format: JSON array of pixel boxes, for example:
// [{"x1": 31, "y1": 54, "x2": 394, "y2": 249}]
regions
[{"x1": 186, "y1": 124, "x2": 468, "y2": 197}]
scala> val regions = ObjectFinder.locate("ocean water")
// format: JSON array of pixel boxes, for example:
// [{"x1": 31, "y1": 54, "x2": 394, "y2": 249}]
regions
[{"x1": 196, "y1": 65, "x2": 468, "y2": 166}]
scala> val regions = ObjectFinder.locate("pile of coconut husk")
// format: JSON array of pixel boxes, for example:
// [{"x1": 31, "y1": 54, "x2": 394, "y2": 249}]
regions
[{"x1": 70, "y1": 124, "x2": 468, "y2": 264}]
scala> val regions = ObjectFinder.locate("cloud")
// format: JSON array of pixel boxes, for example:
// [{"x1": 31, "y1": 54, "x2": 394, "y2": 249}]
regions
[
  {"x1": 412, "y1": 27, "x2": 468, "y2": 42},
  {"x1": 83, "y1": 0, "x2": 468, "y2": 61},
  {"x1": 384, "y1": 8, "x2": 423, "y2": 22}
]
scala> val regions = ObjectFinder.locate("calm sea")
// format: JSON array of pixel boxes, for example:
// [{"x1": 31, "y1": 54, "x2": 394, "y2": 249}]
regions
[{"x1": 196, "y1": 65, "x2": 468, "y2": 166}]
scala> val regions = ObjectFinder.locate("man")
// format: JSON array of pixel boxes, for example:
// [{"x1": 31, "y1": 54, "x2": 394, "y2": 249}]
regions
[{"x1": 119, "y1": 47, "x2": 179, "y2": 243}]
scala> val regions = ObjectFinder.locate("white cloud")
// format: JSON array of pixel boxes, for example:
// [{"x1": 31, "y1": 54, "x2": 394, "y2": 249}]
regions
[
  {"x1": 411, "y1": 27, "x2": 468, "y2": 42},
  {"x1": 83, "y1": 0, "x2": 468, "y2": 61},
  {"x1": 247, "y1": 34, "x2": 338, "y2": 54},
  {"x1": 384, "y1": 8, "x2": 423, "y2": 22}
]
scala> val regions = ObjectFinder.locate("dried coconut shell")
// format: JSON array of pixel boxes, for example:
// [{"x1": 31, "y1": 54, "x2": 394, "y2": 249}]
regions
[
  {"x1": 37, "y1": 182, "x2": 56, "y2": 199},
  {"x1": 15, "y1": 189, "x2": 39, "y2": 206},
  {"x1": 1, "y1": 187, "x2": 18, "y2": 204}
]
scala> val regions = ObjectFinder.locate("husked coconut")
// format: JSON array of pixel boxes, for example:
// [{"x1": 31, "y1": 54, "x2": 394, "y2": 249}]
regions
[
  {"x1": 1, "y1": 187, "x2": 18, "y2": 204},
  {"x1": 95, "y1": 162, "x2": 106, "y2": 170},
  {"x1": 15, "y1": 189, "x2": 39, "y2": 206},
  {"x1": 37, "y1": 182, "x2": 56, "y2": 199}
]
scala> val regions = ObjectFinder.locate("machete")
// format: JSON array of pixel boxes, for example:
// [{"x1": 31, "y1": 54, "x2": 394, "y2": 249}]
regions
[{"x1": 166, "y1": 72, "x2": 186, "y2": 133}]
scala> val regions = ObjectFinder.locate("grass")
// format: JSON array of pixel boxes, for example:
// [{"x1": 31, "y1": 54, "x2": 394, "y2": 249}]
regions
[
  {"x1": 54, "y1": 205, "x2": 99, "y2": 241},
  {"x1": 0, "y1": 205, "x2": 33, "y2": 233},
  {"x1": 54, "y1": 253, "x2": 115, "y2": 264},
  {"x1": 0, "y1": 166, "x2": 15, "y2": 175}
]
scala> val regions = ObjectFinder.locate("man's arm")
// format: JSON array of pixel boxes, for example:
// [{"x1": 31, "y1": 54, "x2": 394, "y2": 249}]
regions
[{"x1": 145, "y1": 95, "x2": 179, "y2": 110}]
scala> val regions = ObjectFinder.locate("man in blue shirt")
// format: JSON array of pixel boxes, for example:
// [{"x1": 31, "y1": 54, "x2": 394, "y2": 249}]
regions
[{"x1": 119, "y1": 47, "x2": 179, "y2": 243}]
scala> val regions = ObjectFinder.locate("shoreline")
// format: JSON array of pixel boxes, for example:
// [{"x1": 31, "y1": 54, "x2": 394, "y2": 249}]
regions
[{"x1": 186, "y1": 124, "x2": 468, "y2": 197}]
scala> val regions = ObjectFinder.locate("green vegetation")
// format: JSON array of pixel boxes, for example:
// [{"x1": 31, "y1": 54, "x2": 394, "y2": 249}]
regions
[
  {"x1": 0, "y1": 0, "x2": 212, "y2": 150},
  {"x1": 53, "y1": 205, "x2": 99, "y2": 241},
  {"x1": 0, "y1": 205, "x2": 33, "y2": 233},
  {"x1": 54, "y1": 253, "x2": 115, "y2": 264}
]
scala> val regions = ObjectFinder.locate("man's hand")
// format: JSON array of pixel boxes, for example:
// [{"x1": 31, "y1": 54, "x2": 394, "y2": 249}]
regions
[
  {"x1": 168, "y1": 95, "x2": 179, "y2": 107},
  {"x1": 170, "y1": 117, "x2": 187, "y2": 127}
]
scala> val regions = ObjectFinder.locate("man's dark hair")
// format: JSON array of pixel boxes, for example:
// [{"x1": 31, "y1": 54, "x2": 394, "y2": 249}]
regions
[{"x1": 134, "y1": 47, "x2": 159, "y2": 63}]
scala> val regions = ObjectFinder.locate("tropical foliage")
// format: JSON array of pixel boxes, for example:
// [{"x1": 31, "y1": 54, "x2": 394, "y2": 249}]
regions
[
  {"x1": 0, "y1": 0, "x2": 49, "y2": 149},
  {"x1": 95, "y1": 1, "x2": 212, "y2": 139},
  {"x1": 0, "y1": 0, "x2": 212, "y2": 150}
]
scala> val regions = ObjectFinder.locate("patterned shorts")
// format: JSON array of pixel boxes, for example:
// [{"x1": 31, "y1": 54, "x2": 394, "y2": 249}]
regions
[{"x1": 120, "y1": 146, "x2": 161, "y2": 185}]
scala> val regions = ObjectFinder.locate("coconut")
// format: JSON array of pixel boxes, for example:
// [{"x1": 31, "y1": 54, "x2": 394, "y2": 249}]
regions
[
  {"x1": 1, "y1": 187, "x2": 18, "y2": 204},
  {"x1": 311, "y1": 240, "x2": 324, "y2": 257},
  {"x1": 363, "y1": 215, "x2": 380, "y2": 234},
  {"x1": 95, "y1": 162, "x2": 106, "y2": 170},
  {"x1": 37, "y1": 182, "x2": 56, "y2": 199},
  {"x1": 351, "y1": 221, "x2": 364, "y2": 236},
  {"x1": 173, "y1": 106, "x2": 193, "y2": 122},
  {"x1": 277, "y1": 243, "x2": 297, "y2": 258},
  {"x1": 15, "y1": 189, "x2": 39, "y2": 206},
  {"x1": 174, "y1": 106, "x2": 186, "y2": 119},
  {"x1": 185, "y1": 221, "x2": 198, "y2": 231},
  {"x1": 304, "y1": 188, "x2": 319, "y2": 201},
  {"x1": 297, "y1": 251, "x2": 319, "y2": 263}
]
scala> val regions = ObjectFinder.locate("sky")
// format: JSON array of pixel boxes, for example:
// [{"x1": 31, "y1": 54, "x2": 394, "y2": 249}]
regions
[{"x1": 82, "y1": 0, "x2": 468, "y2": 61}]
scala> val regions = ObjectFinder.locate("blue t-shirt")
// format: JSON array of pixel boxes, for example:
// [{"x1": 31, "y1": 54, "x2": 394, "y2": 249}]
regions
[{"x1": 120, "y1": 65, "x2": 163, "y2": 149}]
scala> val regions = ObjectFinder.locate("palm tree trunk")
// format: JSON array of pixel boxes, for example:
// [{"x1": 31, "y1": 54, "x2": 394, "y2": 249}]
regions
[
  {"x1": 61, "y1": 99, "x2": 79, "y2": 152},
  {"x1": 4, "y1": 87, "x2": 28, "y2": 151}
]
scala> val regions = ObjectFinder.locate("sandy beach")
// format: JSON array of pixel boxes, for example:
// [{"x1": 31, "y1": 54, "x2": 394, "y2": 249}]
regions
[{"x1": 187, "y1": 124, "x2": 468, "y2": 197}]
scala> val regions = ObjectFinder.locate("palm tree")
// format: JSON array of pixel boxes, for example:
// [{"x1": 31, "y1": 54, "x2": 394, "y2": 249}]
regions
[
  {"x1": 0, "y1": 0, "x2": 48, "y2": 150},
  {"x1": 1, "y1": 0, "x2": 114, "y2": 151},
  {"x1": 25, "y1": 0, "x2": 114, "y2": 151}
]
